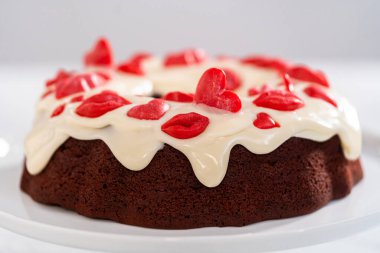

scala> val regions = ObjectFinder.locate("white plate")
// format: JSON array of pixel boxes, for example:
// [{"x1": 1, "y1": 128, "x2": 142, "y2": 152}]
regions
[{"x1": 0, "y1": 132, "x2": 379, "y2": 253}]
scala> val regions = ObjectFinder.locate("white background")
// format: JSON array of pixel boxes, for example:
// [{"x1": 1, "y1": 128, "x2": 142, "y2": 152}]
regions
[
  {"x1": 0, "y1": 0, "x2": 380, "y2": 252},
  {"x1": 1, "y1": 0, "x2": 380, "y2": 63}
]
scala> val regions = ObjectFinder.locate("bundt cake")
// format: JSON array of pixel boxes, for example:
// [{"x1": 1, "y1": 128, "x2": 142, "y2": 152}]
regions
[{"x1": 21, "y1": 38, "x2": 362, "y2": 229}]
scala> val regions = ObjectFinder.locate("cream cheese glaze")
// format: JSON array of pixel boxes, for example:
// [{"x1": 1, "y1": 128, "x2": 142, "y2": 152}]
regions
[{"x1": 25, "y1": 59, "x2": 361, "y2": 187}]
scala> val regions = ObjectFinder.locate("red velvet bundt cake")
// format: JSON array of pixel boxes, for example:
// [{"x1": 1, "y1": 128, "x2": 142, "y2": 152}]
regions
[{"x1": 21, "y1": 38, "x2": 362, "y2": 229}]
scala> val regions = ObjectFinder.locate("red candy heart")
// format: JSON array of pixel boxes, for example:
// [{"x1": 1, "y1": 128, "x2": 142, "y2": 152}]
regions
[
  {"x1": 84, "y1": 38, "x2": 113, "y2": 67},
  {"x1": 253, "y1": 90, "x2": 304, "y2": 111},
  {"x1": 248, "y1": 84, "x2": 270, "y2": 96},
  {"x1": 76, "y1": 90, "x2": 131, "y2": 118},
  {"x1": 55, "y1": 72, "x2": 109, "y2": 99},
  {"x1": 162, "y1": 91, "x2": 194, "y2": 103},
  {"x1": 117, "y1": 53, "x2": 151, "y2": 75},
  {"x1": 46, "y1": 70, "x2": 72, "y2": 87},
  {"x1": 51, "y1": 104, "x2": 66, "y2": 118},
  {"x1": 253, "y1": 112, "x2": 280, "y2": 129},
  {"x1": 194, "y1": 68, "x2": 242, "y2": 113},
  {"x1": 161, "y1": 112, "x2": 209, "y2": 139},
  {"x1": 287, "y1": 65, "x2": 329, "y2": 87},
  {"x1": 164, "y1": 49, "x2": 207, "y2": 67},
  {"x1": 223, "y1": 68, "x2": 242, "y2": 91},
  {"x1": 241, "y1": 56, "x2": 288, "y2": 73},
  {"x1": 304, "y1": 86, "x2": 337, "y2": 107},
  {"x1": 127, "y1": 99, "x2": 169, "y2": 120}
]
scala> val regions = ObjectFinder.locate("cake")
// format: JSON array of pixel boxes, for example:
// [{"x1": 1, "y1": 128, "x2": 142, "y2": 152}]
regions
[{"x1": 21, "y1": 38, "x2": 363, "y2": 229}]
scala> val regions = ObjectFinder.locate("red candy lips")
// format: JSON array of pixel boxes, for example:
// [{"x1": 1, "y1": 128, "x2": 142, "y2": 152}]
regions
[
  {"x1": 47, "y1": 38, "x2": 341, "y2": 144},
  {"x1": 164, "y1": 49, "x2": 207, "y2": 67},
  {"x1": 253, "y1": 90, "x2": 304, "y2": 111},
  {"x1": 163, "y1": 91, "x2": 194, "y2": 103},
  {"x1": 303, "y1": 86, "x2": 337, "y2": 107},
  {"x1": 76, "y1": 90, "x2": 131, "y2": 118},
  {"x1": 70, "y1": 95, "x2": 84, "y2": 103},
  {"x1": 241, "y1": 56, "x2": 288, "y2": 73},
  {"x1": 55, "y1": 72, "x2": 109, "y2": 99},
  {"x1": 117, "y1": 53, "x2": 151, "y2": 76},
  {"x1": 194, "y1": 68, "x2": 242, "y2": 113},
  {"x1": 287, "y1": 65, "x2": 329, "y2": 87},
  {"x1": 84, "y1": 38, "x2": 114, "y2": 67},
  {"x1": 46, "y1": 70, "x2": 72, "y2": 87},
  {"x1": 161, "y1": 112, "x2": 209, "y2": 139},
  {"x1": 127, "y1": 99, "x2": 169, "y2": 120},
  {"x1": 248, "y1": 84, "x2": 270, "y2": 97},
  {"x1": 51, "y1": 104, "x2": 66, "y2": 118}
]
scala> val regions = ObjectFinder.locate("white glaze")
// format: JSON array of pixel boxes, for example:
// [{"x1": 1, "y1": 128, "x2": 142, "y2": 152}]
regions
[{"x1": 25, "y1": 59, "x2": 361, "y2": 187}]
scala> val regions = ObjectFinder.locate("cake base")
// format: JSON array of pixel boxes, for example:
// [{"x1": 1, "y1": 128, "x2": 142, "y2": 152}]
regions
[{"x1": 20, "y1": 136, "x2": 362, "y2": 229}]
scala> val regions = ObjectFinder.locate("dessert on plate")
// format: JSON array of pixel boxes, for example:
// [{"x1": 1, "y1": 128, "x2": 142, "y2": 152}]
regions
[{"x1": 21, "y1": 38, "x2": 363, "y2": 229}]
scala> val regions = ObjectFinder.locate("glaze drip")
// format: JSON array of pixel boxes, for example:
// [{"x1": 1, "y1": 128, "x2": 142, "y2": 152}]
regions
[{"x1": 25, "y1": 57, "x2": 361, "y2": 187}]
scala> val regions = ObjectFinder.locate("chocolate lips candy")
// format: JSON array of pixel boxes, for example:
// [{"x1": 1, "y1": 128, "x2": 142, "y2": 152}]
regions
[
  {"x1": 161, "y1": 112, "x2": 210, "y2": 139},
  {"x1": 304, "y1": 85, "x2": 337, "y2": 107},
  {"x1": 76, "y1": 90, "x2": 131, "y2": 118},
  {"x1": 163, "y1": 91, "x2": 194, "y2": 103},
  {"x1": 253, "y1": 90, "x2": 304, "y2": 111},
  {"x1": 164, "y1": 49, "x2": 207, "y2": 67},
  {"x1": 51, "y1": 104, "x2": 66, "y2": 118},
  {"x1": 287, "y1": 65, "x2": 330, "y2": 87},
  {"x1": 241, "y1": 56, "x2": 289, "y2": 73},
  {"x1": 117, "y1": 53, "x2": 151, "y2": 76},
  {"x1": 55, "y1": 72, "x2": 109, "y2": 99},
  {"x1": 127, "y1": 99, "x2": 170, "y2": 120}
]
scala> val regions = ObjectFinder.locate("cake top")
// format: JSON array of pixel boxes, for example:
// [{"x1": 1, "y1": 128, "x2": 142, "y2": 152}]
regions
[{"x1": 25, "y1": 38, "x2": 361, "y2": 187}]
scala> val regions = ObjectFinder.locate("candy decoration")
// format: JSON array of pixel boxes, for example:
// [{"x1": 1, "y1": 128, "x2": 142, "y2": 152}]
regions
[
  {"x1": 161, "y1": 112, "x2": 209, "y2": 139},
  {"x1": 51, "y1": 104, "x2": 66, "y2": 118},
  {"x1": 253, "y1": 90, "x2": 304, "y2": 111},
  {"x1": 76, "y1": 90, "x2": 131, "y2": 118},
  {"x1": 127, "y1": 99, "x2": 169, "y2": 120},
  {"x1": 41, "y1": 89, "x2": 54, "y2": 99},
  {"x1": 248, "y1": 84, "x2": 270, "y2": 97},
  {"x1": 282, "y1": 73, "x2": 294, "y2": 92},
  {"x1": 55, "y1": 72, "x2": 109, "y2": 99},
  {"x1": 253, "y1": 112, "x2": 280, "y2": 129},
  {"x1": 46, "y1": 70, "x2": 72, "y2": 87},
  {"x1": 194, "y1": 68, "x2": 242, "y2": 113},
  {"x1": 164, "y1": 49, "x2": 207, "y2": 67},
  {"x1": 84, "y1": 38, "x2": 113, "y2": 67},
  {"x1": 117, "y1": 53, "x2": 151, "y2": 75},
  {"x1": 70, "y1": 95, "x2": 84, "y2": 103},
  {"x1": 287, "y1": 65, "x2": 329, "y2": 87},
  {"x1": 304, "y1": 86, "x2": 337, "y2": 107},
  {"x1": 223, "y1": 68, "x2": 242, "y2": 91},
  {"x1": 241, "y1": 56, "x2": 288, "y2": 73},
  {"x1": 94, "y1": 71, "x2": 111, "y2": 81},
  {"x1": 162, "y1": 91, "x2": 194, "y2": 102}
]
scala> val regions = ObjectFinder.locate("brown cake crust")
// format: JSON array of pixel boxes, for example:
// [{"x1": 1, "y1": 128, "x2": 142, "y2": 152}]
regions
[{"x1": 20, "y1": 136, "x2": 363, "y2": 229}]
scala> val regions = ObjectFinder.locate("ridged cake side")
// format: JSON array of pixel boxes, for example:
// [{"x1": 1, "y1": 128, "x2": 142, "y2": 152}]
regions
[{"x1": 21, "y1": 135, "x2": 363, "y2": 229}]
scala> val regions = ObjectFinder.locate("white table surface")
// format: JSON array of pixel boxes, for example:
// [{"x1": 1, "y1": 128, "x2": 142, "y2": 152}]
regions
[{"x1": 0, "y1": 61, "x2": 379, "y2": 252}]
